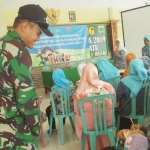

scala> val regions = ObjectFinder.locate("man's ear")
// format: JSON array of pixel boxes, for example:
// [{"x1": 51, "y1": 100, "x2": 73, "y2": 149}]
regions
[{"x1": 20, "y1": 21, "x2": 29, "y2": 33}]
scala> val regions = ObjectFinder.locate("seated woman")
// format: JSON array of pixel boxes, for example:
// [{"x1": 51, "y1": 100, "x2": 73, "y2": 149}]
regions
[
  {"x1": 97, "y1": 58, "x2": 119, "y2": 81},
  {"x1": 140, "y1": 56, "x2": 150, "y2": 76},
  {"x1": 76, "y1": 63, "x2": 86, "y2": 85},
  {"x1": 46, "y1": 69, "x2": 73, "y2": 134},
  {"x1": 122, "y1": 53, "x2": 136, "y2": 78},
  {"x1": 142, "y1": 34, "x2": 150, "y2": 58},
  {"x1": 116, "y1": 59, "x2": 148, "y2": 130},
  {"x1": 113, "y1": 39, "x2": 127, "y2": 69},
  {"x1": 73, "y1": 63, "x2": 115, "y2": 150}
]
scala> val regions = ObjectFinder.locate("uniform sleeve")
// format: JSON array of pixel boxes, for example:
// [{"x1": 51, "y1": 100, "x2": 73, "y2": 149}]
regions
[{"x1": 8, "y1": 51, "x2": 40, "y2": 136}]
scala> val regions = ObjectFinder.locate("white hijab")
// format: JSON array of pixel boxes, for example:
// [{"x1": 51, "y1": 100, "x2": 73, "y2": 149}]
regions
[
  {"x1": 77, "y1": 63, "x2": 86, "y2": 77},
  {"x1": 115, "y1": 38, "x2": 127, "y2": 54}
]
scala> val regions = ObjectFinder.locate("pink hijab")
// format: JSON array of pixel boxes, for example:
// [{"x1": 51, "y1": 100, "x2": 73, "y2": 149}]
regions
[{"x1": 76, "y1": 63, "x2": 115, "y2": 99}]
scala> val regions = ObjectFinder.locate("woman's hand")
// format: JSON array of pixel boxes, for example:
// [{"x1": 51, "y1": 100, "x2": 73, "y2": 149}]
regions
[
  {"x1": 114, "y1": 47, "x2": 119, "y2": 52},
  {"x1": 79, "y1": 93, "x2": 88, "y2": 98}
]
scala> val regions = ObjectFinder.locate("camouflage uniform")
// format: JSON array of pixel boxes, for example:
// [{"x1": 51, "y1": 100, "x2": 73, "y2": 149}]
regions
[{"x1": 0, "y1": 31, "x2": 40, "y2": 150}]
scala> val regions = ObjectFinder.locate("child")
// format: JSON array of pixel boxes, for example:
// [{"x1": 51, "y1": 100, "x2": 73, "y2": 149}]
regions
[{"x1": 116, "y1": 125, "x2": 148, "y2": 150}]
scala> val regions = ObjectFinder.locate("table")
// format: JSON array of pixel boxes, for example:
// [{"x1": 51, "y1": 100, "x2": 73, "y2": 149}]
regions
[{"x1": 41, "y1": 62, "x2": 121, "y2": 94}]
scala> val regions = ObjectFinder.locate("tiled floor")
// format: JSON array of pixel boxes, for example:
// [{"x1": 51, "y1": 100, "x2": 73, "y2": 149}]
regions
[
  {"x1": 36, "y1": 88, "x2": 150, "y2": 150},
  {"x1": 36, "y1": 88, "x2": 81, "y2": 150}
]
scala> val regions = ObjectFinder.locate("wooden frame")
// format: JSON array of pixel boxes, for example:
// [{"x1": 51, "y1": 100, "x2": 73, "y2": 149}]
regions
[{"x1": 69, "y1": 11, "x2": 76, "y2": 22}]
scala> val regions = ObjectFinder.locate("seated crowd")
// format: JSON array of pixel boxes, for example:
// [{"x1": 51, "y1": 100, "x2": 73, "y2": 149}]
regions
[{"x1": 45, "y1": 48, "x2": 150, "y2": 150}]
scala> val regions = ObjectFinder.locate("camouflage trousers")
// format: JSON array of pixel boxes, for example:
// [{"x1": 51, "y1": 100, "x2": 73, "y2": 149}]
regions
[{"x1": 0, "y1": 124, "x2": 38, "y2": 150}]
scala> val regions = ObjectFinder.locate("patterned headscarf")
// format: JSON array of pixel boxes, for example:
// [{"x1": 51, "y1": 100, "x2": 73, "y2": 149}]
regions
[
  {"x1": 125, "y1": 134, "x2": 148, "y2": 150},
  {"x1": 97, "y1": 58, "x2": 119, "y2": 81},
  {"x1": 77, "y1": 63, "x2": 86, "y2": 77},
  {"x1": 140, "y1": 56, "x2": 150, "y2": 70},
  {"x1": 121, "y1": 59, "x2": 148, "y2": 97},
  {"x1": 52, "y1": 69, "x2": 70, "y2": 90}
]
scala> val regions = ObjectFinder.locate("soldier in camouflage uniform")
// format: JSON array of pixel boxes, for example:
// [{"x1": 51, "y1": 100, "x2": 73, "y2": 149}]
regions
[{"x1": 0, "y1": 4, "x2": 53, "y2": 150}]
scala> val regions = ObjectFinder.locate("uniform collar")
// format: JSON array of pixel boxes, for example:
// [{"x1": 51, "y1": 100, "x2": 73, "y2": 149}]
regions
[{"x1": 7, "y1": 30, "x2": 22, "y2": 40}]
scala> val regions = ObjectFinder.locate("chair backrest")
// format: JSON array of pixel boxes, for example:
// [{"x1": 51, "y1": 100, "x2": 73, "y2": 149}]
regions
[
  {"x1": 130, "y1": 81, "x2": 150, "y2": 117},
  {"x1": 50, "y1": 86, "x2": 76, "y2": 117},
  {"x1": 78, "y1": 94, "x2": 116, "y2": 135},
  {"x1": 106, "y1": 75, "x2": 121, "y2": 90}
]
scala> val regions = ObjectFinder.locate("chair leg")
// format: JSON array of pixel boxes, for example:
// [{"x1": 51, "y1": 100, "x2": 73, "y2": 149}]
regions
[
  {"x1": 89, "y1": 134, "x2": 96, "y2": 150},
  {"x1": 117, "y1": 114, "x2": 121, "y2": 132},
  {"x1": 107, "y1": 130, "x2": 115, "y2": 146},
  {"x1": 69, "y1": 115, "x2": 75, "y2": 131},
  {"x1": 58, "y1": 117, "x2": 65, "y2": 145},
  {"x1": 49, "y1": 115, "x2": 53, "y2": 136},
  {"x1": 81, "y1": 132, "x2": 86, "y2": 150}
]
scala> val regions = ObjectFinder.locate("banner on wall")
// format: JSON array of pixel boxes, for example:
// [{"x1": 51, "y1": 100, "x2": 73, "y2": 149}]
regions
[
  {"x1": 27, "y1": 25, "x2": 90, "y2": 67},
  {"x1": 87, "y1": 24, "x2": 109, "y2": 58}
]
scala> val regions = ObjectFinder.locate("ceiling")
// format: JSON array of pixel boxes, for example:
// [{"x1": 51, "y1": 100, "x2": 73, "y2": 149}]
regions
[{"x1": 2, "y1": 0, "x2": 150, "y2": 9}]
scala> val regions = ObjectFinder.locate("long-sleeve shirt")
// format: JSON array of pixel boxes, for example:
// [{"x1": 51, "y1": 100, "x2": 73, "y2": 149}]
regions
[
  {"x1": 116, "y1": 81, "x2": 145, "y2": 116},
  {"x1": 113, "y1": 50, "x2": 126, "y2": 69},
  {"x1": 0, "y1": 31, "x2": 40, "y2": 137}
]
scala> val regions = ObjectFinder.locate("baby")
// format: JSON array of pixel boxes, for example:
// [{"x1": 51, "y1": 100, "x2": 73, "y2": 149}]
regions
[{"x1": 116, "y1": 125, "x2": 148, "y2": 150}]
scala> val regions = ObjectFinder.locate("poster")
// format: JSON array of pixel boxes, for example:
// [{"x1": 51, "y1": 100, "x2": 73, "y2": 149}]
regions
[
  {"x1": 27, "y1": 25, "x2": 90, "y2": 67},
  {"x1": 87, "y1": 24, "x2": 109, "y2": 58}
]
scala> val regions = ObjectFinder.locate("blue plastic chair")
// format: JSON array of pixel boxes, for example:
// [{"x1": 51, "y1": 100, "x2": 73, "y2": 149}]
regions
[
  {"x1": 106, "y1": 75, "x2": 121, "y2": 90},
  {"x1": 78, "y1": 94, "x2": 116, "y2": 150},
  {"x1": 117, "y1": 81, "x2": 150, "y2": 132},
  {"x1": 49, "y1": 86, "x2": 76, "y2": 145}
]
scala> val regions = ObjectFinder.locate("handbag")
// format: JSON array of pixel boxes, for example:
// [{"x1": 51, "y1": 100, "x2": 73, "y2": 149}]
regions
[{"x1": 115, "y1": 97, "x2": 131, "y2": 112}]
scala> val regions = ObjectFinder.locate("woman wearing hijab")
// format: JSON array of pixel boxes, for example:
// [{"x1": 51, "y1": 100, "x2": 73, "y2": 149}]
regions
[
  {"x1": 113, "y1": 39, "x2": 127, "y2": 69},
  {"x1": 122, "y1": 53, "x2": 136, "y2": 78},
  {"x1": 142, "y1": 35, "x2": 150, "y2": 57},
  {"x1": 97, "y1": 58, "x2": 119, "y2": 81},
  {"x1": 73, "y1": 63, "x2": 115, "y2": 150},
  {"x1": 46, "y1": 69, "x2": 73, "y2": 134},
  {"x1": 140, "y1": 56, "x2": 150, "y2": 76},
  {"x1": 76, "y1": 63, "x2": 86, "y2": 85},
  {"x1": 116, "y1": 59, "x2": 148, "y2": 130}
]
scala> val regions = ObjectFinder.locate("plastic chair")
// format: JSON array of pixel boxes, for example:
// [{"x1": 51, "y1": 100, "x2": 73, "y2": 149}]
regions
[
  {"x1": 49, "y1": 86, "x2": 76, "y2": 145},
  {"x1": 106, "y1": 75, "x2": 121, "y2": 90},
  {"x1": 117, "y1": 81, "x2": 150, "y2": 132},
  {"x1": 78, "y1": 94, "x2": 116, "y2": 150}
]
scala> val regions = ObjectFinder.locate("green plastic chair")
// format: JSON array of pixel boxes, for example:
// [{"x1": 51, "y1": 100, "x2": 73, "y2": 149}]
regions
[
  {"x1": 117, "y1": 81, "x2": 150, "y2": 132},
  {"x1": 78, "y1": 94, "x2": 116, "y2": 150},
  {"x1": 106, "y1": 75, "x2": 121, "y2": 90},
  {"x1": 49, "y1": 86, "x2": 76, "y2": 145}
]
